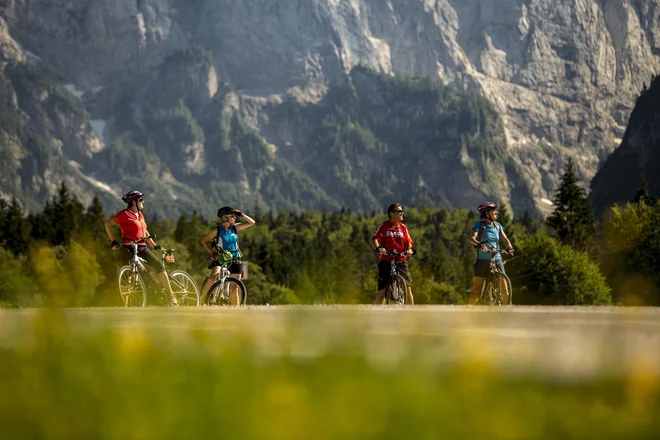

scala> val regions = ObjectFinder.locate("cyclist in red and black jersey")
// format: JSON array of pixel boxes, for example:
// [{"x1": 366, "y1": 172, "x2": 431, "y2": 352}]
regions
[
  {"x1": 371, "y1": 203, "x2": 414, "y2": 305},
  {"x1": 104, "y1": 190, "x2": 178, "y2": 306}
]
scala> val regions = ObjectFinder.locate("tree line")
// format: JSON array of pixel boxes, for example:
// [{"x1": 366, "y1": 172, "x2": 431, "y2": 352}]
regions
[{"x1": 1, "y1": 159, "x2": 658, "y2": 307}]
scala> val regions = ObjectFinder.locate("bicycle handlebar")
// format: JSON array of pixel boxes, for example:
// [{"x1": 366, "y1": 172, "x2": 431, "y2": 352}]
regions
[
  {"x1": 119, "y1": 236, "x2": 153, "y2": 247},
  {"x1": 477, "y1": 242, "x2": 516, "y2": 256},
  {"x1": 375, "y1": 247, "x2": 416, "y2": 258}
]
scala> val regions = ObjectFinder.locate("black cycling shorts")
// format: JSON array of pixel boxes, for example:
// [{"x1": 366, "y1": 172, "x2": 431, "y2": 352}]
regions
[
  {"x1": 473, "y1": 259, "x2": 505, "y2": 278},
  {"x1": 377, "y1": 260, "x2": 412, "y2": 291},
  {"x1": 209, "y1": 259, "x2": 243, "y2": 275},
  {"x1": 121, "y1": 246, "x2": 165, "y2": 272}
]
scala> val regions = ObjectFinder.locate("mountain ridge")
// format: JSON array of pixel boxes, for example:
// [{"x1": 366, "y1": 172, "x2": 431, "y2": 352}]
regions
[{"x1": 1, "y1": 1, "x2": 659, "y2": 216}]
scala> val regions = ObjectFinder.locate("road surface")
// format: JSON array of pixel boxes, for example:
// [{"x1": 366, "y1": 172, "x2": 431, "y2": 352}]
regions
[{"x1": 2, "y1": 305, "x2": 659, "y2": 379}]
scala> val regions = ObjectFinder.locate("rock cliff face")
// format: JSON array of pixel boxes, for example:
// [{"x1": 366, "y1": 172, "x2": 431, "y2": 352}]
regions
[
  {"x1": 0, "y1": 16, "x2": 105, "y2": 210},
  {"x1": 590, "y1": 74, "x2": 660, "y2": 214},
  {"x1": 1, "y1": 0, "x2": 659, "y2": 215}
]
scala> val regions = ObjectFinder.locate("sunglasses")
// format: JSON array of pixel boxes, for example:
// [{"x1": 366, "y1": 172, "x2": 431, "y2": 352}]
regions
[{"x1": 138, "y1": 198, "x2": 144, "y2": 202}]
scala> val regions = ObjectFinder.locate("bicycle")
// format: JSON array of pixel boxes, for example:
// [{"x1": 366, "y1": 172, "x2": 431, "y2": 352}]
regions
[
  {"x1": 116, "y1": 236, "x2": 201, "y2": 307},
  {"x1": 380, "y1": 248, "x2": 415, "y2": 305},
  {"x1": 203, "y1": 252, "x2": 247, "y2": 306},
  {"x1": 475, "y1": 246, "x2": 513, "y2": 306}
]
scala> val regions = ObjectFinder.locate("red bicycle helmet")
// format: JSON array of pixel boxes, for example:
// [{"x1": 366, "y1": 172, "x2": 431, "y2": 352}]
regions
[
  {"x1": 122, "y1": 190, "x2": 143, "y2": 204},
  {"x1": 477, "y1": 201, "x2": 498, "y2": 214}
]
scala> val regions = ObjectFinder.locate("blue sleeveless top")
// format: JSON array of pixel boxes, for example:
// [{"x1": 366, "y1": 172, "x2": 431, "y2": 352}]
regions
[{"x1": 217, "y1": 225, "x2": 241, "y2": 258}]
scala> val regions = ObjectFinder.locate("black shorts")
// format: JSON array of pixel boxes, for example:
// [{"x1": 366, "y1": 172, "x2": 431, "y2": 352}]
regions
[
  {"x1": 473, "y1": 259, "x2": 505, "y2": 278},
  {"x1": 377, "y1": 260, "x2": 412, "y2": 291},
  {"x1": 121, "y1": 246, "x2": 165, "y2": 272},
  {"x1": 209, "y1": 259, "x2": 243, "y2": 275}
]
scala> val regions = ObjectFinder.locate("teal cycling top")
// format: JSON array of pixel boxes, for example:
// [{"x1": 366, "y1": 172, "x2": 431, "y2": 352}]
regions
[
  {"x1": 217, "y1": 225, "x2": 241, "y2": 258},
  {"x1": 473, "y1": 221, "x2": 503, "y2": 261}
]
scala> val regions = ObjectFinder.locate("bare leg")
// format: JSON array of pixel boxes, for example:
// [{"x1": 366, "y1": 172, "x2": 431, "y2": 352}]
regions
[
  {"x1": 375, "y1": 288, "x2": 386, "y2": 305},
  {"x1": 406, "y1": 286, "x2": 414, "y2": 305},
  {"x1": 229, "y1": 274, "x2": 242, "y2": 306},
  {"x1": 158, "y1": 271, "x2": 178, "y2": 305},
  {"x1": 469, "y1": 277, "x2": 485, "y2": 304},
  {"x1": 500, "y1": 277, "x2": 510, "y2": 304},
  {"x1": 202, "y1": 267, "x2": 221, "y2": 302}
]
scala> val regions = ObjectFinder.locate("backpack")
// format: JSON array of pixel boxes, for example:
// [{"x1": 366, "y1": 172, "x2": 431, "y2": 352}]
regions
[{"x1": 476, "y1": 221, "x2": 501, "y2": 245}]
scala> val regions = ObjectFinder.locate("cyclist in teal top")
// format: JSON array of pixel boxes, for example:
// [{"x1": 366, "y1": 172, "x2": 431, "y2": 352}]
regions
[
  {"x1": 201, "y1": 206, "x2": 255, "y2": 305},
  {"x1": 468, "y1": 201, "x2": 515, "y2": 304}
]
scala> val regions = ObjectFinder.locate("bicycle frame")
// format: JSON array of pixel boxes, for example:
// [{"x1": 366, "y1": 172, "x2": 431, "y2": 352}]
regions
[
  {"x1": 382, "y1": 248, "x2": 415, "y2": 304},
  {"x1": 207, "y1": 262, "x2": 235, "y2": 304},
  {"x1": 478, "y1": 246, "x2": 511, "y2": 305},
  {"x1": 121, "y1": 238, "x2": 170, "y2": 299}
]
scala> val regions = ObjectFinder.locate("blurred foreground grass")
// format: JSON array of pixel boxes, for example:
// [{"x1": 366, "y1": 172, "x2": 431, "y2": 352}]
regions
[{"x1": 1, "y1": 307, "x2": 659, "y2": 439}]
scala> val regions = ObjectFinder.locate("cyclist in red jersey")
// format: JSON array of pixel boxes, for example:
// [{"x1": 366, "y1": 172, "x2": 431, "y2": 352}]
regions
[
  {"x1": 371, "y1": 203, "x2": 414, "y2": 305},
  {"x1": 104, "y1": 190, "x2": 178, "y2": 306}
]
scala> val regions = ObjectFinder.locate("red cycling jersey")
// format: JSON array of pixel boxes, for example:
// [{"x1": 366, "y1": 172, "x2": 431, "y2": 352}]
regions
[
  {"x1": 112, "y1": 209, "x2": 148, "y2": 246},
  {"x1": 372, "y1": 221, "x2": 412, "y2": 262}
]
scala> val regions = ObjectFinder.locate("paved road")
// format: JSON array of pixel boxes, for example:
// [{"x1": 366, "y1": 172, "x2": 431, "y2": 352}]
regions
[{"x1": 2, "y1": 305, "x2": 660, "y2": 378}]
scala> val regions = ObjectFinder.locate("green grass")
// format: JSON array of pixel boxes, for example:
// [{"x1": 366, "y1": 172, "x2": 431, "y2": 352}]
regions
[{"x1": 1, "y1": 308, "x2": 659, "y2": 439}]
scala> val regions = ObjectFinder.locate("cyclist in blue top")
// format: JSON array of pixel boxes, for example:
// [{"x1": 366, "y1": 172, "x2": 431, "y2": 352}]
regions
[
  {"x1": 467, "y1": 201, "x2": 515, "y2": 304},
  {"x1": 201, "y1": 206, "x2": 256, "y2": 304}
]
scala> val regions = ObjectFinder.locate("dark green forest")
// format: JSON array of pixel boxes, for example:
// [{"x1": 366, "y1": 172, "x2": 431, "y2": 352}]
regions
[{"x1": 2, "y1": 161, "x2": 659, "y2": 307}]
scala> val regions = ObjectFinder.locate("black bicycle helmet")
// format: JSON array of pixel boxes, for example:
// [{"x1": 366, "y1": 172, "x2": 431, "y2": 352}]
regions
[
  {"x1": 217, "y1": 206, "x2": 236, "y2": 218},
  {"x1": 122, "y1": 190, "x2": 143, "y2": 205},
  {"x1": 477, "y1": 201, "x2": 498, "y2": 214}
]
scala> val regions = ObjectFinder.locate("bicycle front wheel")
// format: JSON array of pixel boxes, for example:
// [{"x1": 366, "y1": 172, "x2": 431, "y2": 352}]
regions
[
  {"x1": 484, "y1": 273, "x2": 513, "y2": 305},
  {"x1": 117, "y1": 265, "x2": 147, "y2": 307},
  {"x1": 169, "y1": 270, "x2": 201, "y2": 306},
  {"x1": 385, "y1": 274, "x2": 409, "y2": 305},
  {"x1": 206, "y1": 277, "x2": 247, "y2": 306}
]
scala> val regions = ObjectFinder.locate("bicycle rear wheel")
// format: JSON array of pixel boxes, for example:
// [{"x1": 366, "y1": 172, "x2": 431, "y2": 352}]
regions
[
  {"x1": 117, "y1": 265, "x2": 147, "y2": 307},
  {"x1": 206, "y1": 277, "x2": 247, "y2": 306},
  {"x1": 482, "y1": 273, "x2": 513, "y2": 305},
  {"x1": 169, "y1": 270, "x2": 201, "y2": 306},
  {"x1": 385, "y1": 274, "x2": 409, "y2": 305}
]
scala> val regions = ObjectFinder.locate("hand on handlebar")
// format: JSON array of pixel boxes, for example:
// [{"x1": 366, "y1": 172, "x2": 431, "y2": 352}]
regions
[{"x1": 111, "y1": 240, "x2": 119, "y2": 250}]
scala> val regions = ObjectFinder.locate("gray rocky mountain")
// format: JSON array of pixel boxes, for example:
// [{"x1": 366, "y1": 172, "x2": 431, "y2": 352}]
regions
[
  {"x1": 0, "y1": 0, "x2": 659, "y2": 216},
  {"x1": 590, "y1": 74, "x2": 660, "y2": 214}
]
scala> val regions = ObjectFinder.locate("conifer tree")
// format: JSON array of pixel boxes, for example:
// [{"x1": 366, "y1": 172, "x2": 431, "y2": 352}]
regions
[
  {"x1": 630, "y1": 173, "x2": 657, "y2": 206},
  {"x1": 85, "y1": 194, "x2": 106, "y2": 229},
  {"x1": 497, "y1": 203, "x2": 515, "y2": 243},
  {"x1": 49, "y1": 182, "x2": 85, "y2": 245},
  {"x1": 0, "y1": 198, "x2": 7, "y2": 245},
  {"x1": 546, "y1": 158, "x2": 594, "y2": 251},
  {"x1": 3, "y1": 198, "x2": 30, "y2": 255}
]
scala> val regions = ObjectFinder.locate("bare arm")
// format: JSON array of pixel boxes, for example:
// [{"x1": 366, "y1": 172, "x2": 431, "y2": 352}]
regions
[
  {"x1": 104, "y1": 218, "x2": 117, "y2": 242},
  {"x1": 145, "y1": 231, "x2": 158, "y2": 249},
  {"x1": 468, "y1": 229, "x2": 480, "y2": 247},
  {"x1": 372, "y1": 238, "x2": 387, "y2": 255},
  {"x1": 201, "y1": 229, "x2": 218, "y2": 254},
  {"x1": 235, "y1": 213, "x2": 256, "y2": 232},
  {"x1": 469, "y1": 229, "x2": 490, "y2": 251},
  {"x1": 500, "y1": 230, "x2": 513, "y2": 250}
]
